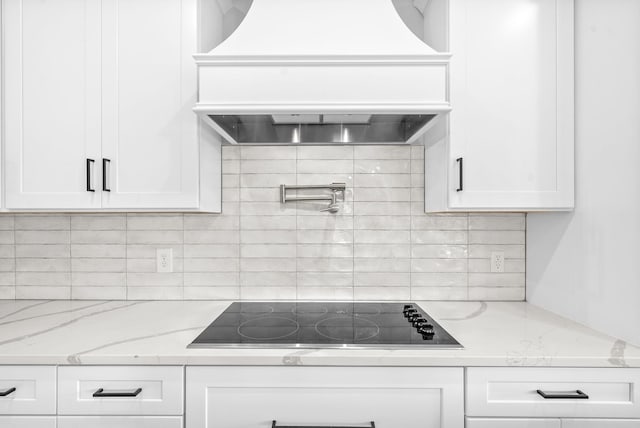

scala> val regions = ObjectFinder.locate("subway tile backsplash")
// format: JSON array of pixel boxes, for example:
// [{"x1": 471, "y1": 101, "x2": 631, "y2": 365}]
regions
[{"x1": 0, "y1": 145, "x2": 525, "y2": 301}]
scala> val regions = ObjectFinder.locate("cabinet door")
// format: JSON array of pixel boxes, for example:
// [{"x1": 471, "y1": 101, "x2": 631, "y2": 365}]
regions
[
  {"x1": 100, "y1": 0, "x2": 200, "y2": 210},
  {"x1": 187, "y1": 366, "x2": 464, "y2": 428},
  {"x1": 467, "y1": 419, "x2": 561, "y2": 428},
  {"x1": 426, "y1": 0, "x2": 574, "y2": 211},
  {"x1": 2, "y1": 0, "x2": 102, "y2": 209}
]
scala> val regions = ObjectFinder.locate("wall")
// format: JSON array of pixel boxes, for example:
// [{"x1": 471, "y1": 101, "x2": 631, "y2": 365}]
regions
[
  {"x1": 0, "y1": 145, "x2": 525, "y2": 301},
  {"x1": 527, "y1": 0, "x2": 640, "y2": 345}
]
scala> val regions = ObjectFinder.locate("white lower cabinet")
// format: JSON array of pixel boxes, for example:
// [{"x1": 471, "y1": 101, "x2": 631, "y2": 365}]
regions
[
  {"x1": 57, "y1": 416, "x2": 183, "y2": 428},
  {"x1": 466, "y1": 367, "x2": 640, "y2": 419},
  {"x1": 466, "y1": 367, "x2": 640, "y2": 428},
  {"x1": 57, "y1": 366, "x2": 184, "y2": 416},
  {"x1": 0, "y1": 416, "x2": 57, "y2": 428},
  {"x1": 2, "y1": 364, "x2": 640, "y2": 428},
  {"x1": 466, "y1": 419, "x2": 561, "y2": 428},
  {"x1": 562, "y1": 420, "x2": 640, "y2": 427},
  {"x1": 468, "y1": 419, "x2": 640, "y2": 427},
  {"x1": 186, "y1": 366, "x2": 464, "y2": 428},
  {"x1": 0, "y1": 366, "x2": 56, "y2": 415}
]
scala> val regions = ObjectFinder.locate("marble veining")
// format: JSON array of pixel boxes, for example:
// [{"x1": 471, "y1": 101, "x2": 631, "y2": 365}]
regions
[
  {"x1": 67, "y1": 326, "x2": 206, "y2": 365},
  {"x1": 438, "y1": 301, "x2": 487, "y2": 321},
  {"x1": 609, "y1": 339, "x2": 630, "y2": 368},
  {"x1": 0, "y1": 300, "x2": 52, "y2": 321},
  {"x1": 0, "y1": 301, "x2": 109, "y2": 327},
  {"x1": 0, "y1": 301, "x2": 142, "y2": 346},
  {"x1": 0, "y1": 300, "x2": 638, "y2": 367},
  {"x1": 505, "y1": 338, "x2": 555, "y2": 366}
]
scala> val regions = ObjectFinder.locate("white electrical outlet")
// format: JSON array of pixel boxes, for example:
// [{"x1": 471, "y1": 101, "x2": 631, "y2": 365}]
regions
[
  {"x1": 156, "y1": 248, "x2": 173, "y2": 273},
  {"x1": 490, "y1": 251, "x2": 505, "y2": 273}
]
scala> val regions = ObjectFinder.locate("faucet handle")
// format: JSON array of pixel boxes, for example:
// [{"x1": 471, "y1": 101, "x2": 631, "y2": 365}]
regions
[
  {"x1": 321, "y1": 204, "x2": 340, "y2": 213},
  {"x1": 321, "y1": 191, "x2": 340, "y2": 213}
]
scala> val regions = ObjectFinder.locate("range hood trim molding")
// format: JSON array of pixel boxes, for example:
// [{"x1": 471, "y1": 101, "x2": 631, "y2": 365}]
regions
[
  {"x1": 193, "y1": 103, "x2": 453, "y2": 115},
  {"x1": 193, "y1": 53, "x2": 452, "y2": 65}
]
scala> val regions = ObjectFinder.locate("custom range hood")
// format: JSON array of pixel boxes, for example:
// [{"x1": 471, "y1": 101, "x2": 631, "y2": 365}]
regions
[{"x1": 194, "y1": 0, "x2": 450, "y2": 144}]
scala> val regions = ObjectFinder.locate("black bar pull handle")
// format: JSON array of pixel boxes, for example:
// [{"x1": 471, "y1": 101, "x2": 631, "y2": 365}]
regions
[
  {"x1": 456, "y1": 157, "x2": 463, "y2": 192},
  {"x1": 93, "y1": 388, "x2": 142, "y2": 398},
  {"x1": 102, "y1": 158, "x2": 111, "y2": 192},
  {"x1": 0, "y1": 387, "x2": 16, "y2": 397},
  {"x1": 86, "y1": 158, "x2": 95, "y2": 192},
  {"x1": 537, "y1": 389, "x2": 589, "y2": 399},
  {"x1": 272, "y1": 422, "x2": 375, "y2": 428}
]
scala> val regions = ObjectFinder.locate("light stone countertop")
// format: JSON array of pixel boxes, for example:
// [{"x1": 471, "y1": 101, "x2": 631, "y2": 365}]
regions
[{"x1": 0, "y1": 300, "x2": 637, "y2": 367}]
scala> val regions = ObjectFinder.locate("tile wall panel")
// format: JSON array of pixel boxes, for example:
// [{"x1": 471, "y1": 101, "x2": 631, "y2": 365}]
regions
[
  {"x1": 71, "y1": 215, "x2": 126, "y2": 300},
  {"x1": 0, "y1": 145, "x2": 526, "y2": 301},
  {"x1": 15, "y1": 215, "x2": 71, "y2": 299},
  {"x1": 0, "y1": 216, "x2": 15, "y2": 299}
]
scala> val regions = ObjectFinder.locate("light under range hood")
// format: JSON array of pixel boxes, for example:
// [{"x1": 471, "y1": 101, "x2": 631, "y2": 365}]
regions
[{"x1": 194, "y1": 0, "x2": 451, "y2": 145}]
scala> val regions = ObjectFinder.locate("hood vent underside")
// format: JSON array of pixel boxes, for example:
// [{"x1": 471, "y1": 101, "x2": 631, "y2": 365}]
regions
[
  {"x1": 195, "y1": 0, "x2": 450, "y2": 145},
  {"x1": 209, "y1": 114, "x2": 436, "y2": 144}
]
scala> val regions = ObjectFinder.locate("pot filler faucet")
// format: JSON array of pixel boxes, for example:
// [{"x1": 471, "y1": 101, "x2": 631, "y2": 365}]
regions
[{"x1": 279, "y1": 183, "x2": 346, "y2": 213}]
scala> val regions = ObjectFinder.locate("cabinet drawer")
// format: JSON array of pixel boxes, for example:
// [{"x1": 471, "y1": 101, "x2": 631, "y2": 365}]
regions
[
  {"x1": 0, "y1": 416, "x2": 56, "y2": 428},
  {"x1": 58, "y1": 416, "x2": 183, "y2": 428},
  {"x1": 562, "y1": 420, "x2": 640, "y2": 427},
  {"x1": 467, "y1": 367, "x2": 640, "y2": 418},
  {"x1": 58, "y1": 366, "x2": 183, "y2": 415},
  {"x1": 0, "y1": 366, "x2": 56, "y2": 415},
  {"x1": 466, "y1": 418, "x2": 560, "y2": 428},
  {"x1": 187, "y1": 366, "x2": 463, "y2": 428}
]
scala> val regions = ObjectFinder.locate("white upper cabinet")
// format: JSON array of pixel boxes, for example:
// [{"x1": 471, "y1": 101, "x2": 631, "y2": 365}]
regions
[
  {"x1": 2, "y1": 0, "x2": 102, "y2": 210},
  {"x1": 100, "y1": 0, "x2": 201, "y2": 210},
  {"x1": 424, "y1": 0, "x2": 574, "y2": 212},
  {"x1": 1, "y1": 0, "x2": 221, "y2": 212}
]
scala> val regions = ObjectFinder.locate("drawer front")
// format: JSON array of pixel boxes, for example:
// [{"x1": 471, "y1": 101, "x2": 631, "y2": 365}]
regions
[
  {"x1": 58, "y1": 366, "x2": 183, "y2": 415},
  {"x1": 467, "y1": 367, "x2": 640, "y2": 418},
  {"x1": 58, "y1": 416, "x2": 183, "y2": 428},
  {"x1": 0, "y1": 366, "x2": 56, "y2": 415},
  {"x1": 187, "y1": 366, "x2": 464, "y2": 428},
  {"x1": 562, "y1": 420, "x2": 640, "y2": 427},
  {"x1": 466, "y1": 418, "x2": 560, "y2": 428},
  {"x1": 0, "y1": 416, "x2": 56, "y2": 428}
]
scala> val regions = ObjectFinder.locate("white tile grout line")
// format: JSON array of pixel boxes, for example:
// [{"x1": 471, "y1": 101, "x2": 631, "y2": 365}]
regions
[
  {"x1": 181, "y1": 212, "x2": 185, "y2": 300},
  {"x1": 351, "y1": 146, "x2": 355, "y2": 301},
  {"x1": 409, "y1": 147, "x2": 416, "y2": 301},
  {"x1": 12, "y1": 215, "x2": 16, "y2": 301},
  {"x1": 466, "y1": 212, "x2": 470, "y2": 300},
  {"x1": 237, "y1": 146, "x2": 243, "y2": 301},
  {"x1": 295, "y1": 146, "x2": 298, "y2": 300},
  {"x1": 125, "y1": 214, "x2": 129, "y2": 300},
  {"x1": 68, "y1": 215, "x2": 72, "y2": 300}
]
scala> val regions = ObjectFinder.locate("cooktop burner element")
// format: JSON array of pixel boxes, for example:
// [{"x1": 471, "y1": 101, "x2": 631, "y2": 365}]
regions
[{"x1": 189, "y1": 302, "x2": 462, "y2": 349}]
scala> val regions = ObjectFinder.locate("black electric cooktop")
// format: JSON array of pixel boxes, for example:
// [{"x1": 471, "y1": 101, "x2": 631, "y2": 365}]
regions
[{"x1": 189, "y1": 302, "x2": 462, "y2": 349}]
